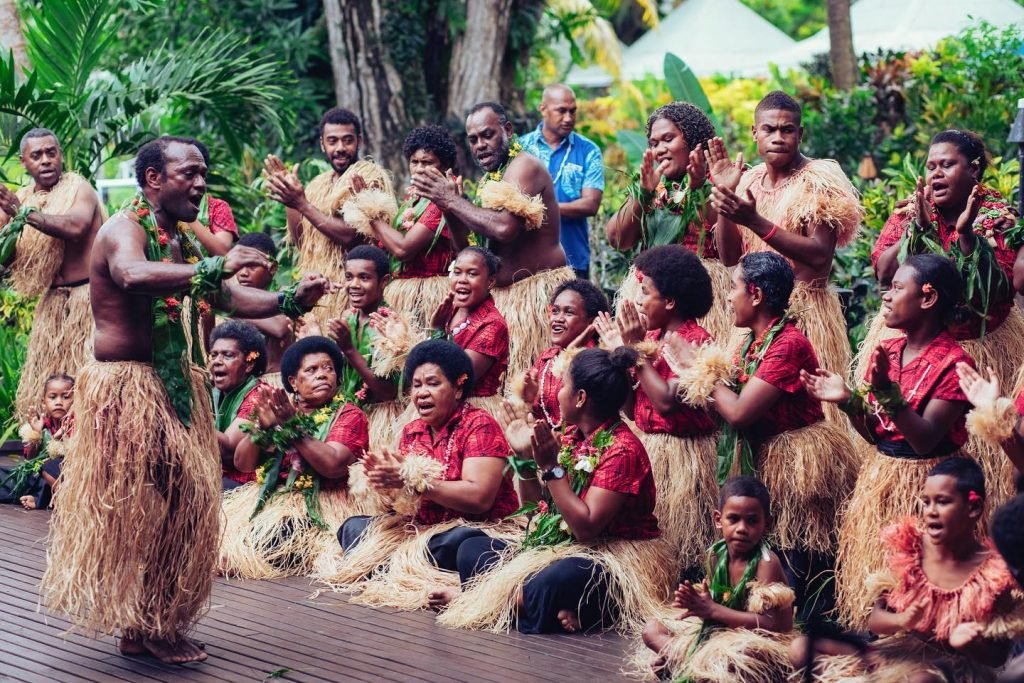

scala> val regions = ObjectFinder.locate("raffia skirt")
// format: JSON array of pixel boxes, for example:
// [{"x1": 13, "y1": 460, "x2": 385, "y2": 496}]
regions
[
  {"x1": 834, "y1": 443, "x2": 968, "y2": 628},
  {"x1": 437, "y1": 536, "x2": 674, "y2": 634},
  {"x1": 616, "y1": 259, "x2": 734, "y2": 344},
  {"x1": 634, "y1": 431, "x2": 719, "y2": 573},
  {"x1": 854, "y1": 306, "x2": 1024, "y2": 503},
  {"x1": 491, "y1": 267, "x2": 575, "y2": 386},
  {"x1": 384, "y1": 274, "x2": 452, "y2": 332},
  {"x1": 41, "y1": 361, "x2": 220, "y2": 640},
  {"x1": 756, "y1": 419, "x2": 858, "y2": 554},
  {"x1": 366, "y1": 399, "x2": 406, "y2": 452},
  {"x1": 15, "y1": 282, "x2": 94, "y2": 419},
  {"x1": 313, "y1": 515, "x2": 524, "y2": 610},
  {"x1": 219, "y1": 476, "x2": 382, "y2": 580}
]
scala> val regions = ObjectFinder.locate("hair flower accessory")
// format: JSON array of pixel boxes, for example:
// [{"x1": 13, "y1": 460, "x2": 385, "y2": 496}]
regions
[
  {"x1": 967, "y1": 490, "x2": 982, "y2": 504},
  {"x1": 245, "y1": 351, "x2": 260, "y2": 363}
]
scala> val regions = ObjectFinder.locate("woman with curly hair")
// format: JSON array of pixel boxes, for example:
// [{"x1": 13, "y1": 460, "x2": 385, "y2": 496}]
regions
[
  {"x1": 347, "y1": 125, "x2": 464, "y2": 329},
  {"x1": 604, "y1": 102, "x2": 731, "y2": 341}
]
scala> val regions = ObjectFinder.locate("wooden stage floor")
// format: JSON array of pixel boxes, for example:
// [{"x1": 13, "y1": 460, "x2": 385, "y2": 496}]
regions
[{"x1": 0, "y1": 503, "x2": 631, "y2": 682}]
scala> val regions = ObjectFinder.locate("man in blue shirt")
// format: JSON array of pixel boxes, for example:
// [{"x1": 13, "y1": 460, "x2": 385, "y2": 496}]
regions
[{"x1": 520, "y1": 84, "x2": 604, "y2": 279}]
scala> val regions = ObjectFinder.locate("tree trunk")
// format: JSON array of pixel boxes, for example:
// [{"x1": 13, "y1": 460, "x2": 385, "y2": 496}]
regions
[
  {"x1": 322, "y1": 0, "x2": 408, "y2": 177},
  {"x1": 0, "y1": 0, "x2": 29, "y2": 75},
  {"x1": 445, "y1": 0, "x2": 515, "y2": 121},
  {"x1": 826, "y1": 0, "x2": 857, "y2": 90}
]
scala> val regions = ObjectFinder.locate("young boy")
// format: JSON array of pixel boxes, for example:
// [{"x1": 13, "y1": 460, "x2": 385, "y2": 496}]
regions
[
  {"x1": 791, "y1": 458, "x2": 1022, "y2": 682},
  {"x1": 230, "y1": 231, "x2": 293, "y2": 386},
  {"x1": 640, "y1": 476, "x2": 795, "y2": 681}
]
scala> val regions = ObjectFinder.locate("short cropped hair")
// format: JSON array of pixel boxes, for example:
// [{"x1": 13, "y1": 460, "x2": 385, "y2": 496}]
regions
[
  {"x1": 992, "y1": 495, "x2": 1024, "y2": 585},
  {"x1": 634, "y1": 245, "x2": 713, "y2": 320},
  {"x1": 467, "y1": 101, "x2": 510, "y2": 127},
  {"x1": 755, "y1": 90, "x2": 802, "y2": 124},
  {"x1": 550, "y1": 279, "x2": 610, "y2": 319},
  {"x1": 210, "y1": 320, "x2": 268, "y2": 376},
  {"x1": 719, "y1": 475, "x2": 772, "y2": 518},
  {"x1": 320, "y1": 107, "x2": 362, "y2": 138},
  {"x1": 280, "y1": 335, "x2": 347, "y2": 394},
  {"x1": 927, "y1": 456, "x2": 986, "y2": 501},
  {"x1": 134, "y1": 135, "x2": 203, "y2": 187},
  {"x1": 739, "y1": 252, "x2": 794, "y2": 315},
  {"x1": 404, "y1": 339, "x2": 476, "y2": 397},
  {"x1": 346, "y1": 244, "x2": 391, "y2": 279},
  {"x1": 20, "y1": 127, "x2": 59, "y2": 154},
  {"x1": 458, "y1": 246, "x2": 501, "y2": 276},
  {"x1": 237, "y1": 232, "x2": 277, "y2": 256}
]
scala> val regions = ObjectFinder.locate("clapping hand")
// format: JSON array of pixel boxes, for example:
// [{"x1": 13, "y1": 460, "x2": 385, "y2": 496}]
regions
[
  {"x1": 0, "y1": 184, "x2": 21, "y2": 217},
  {"x1": 498, "y1": 400, "x2": 536, "y2": 457},
  {"x1": 672, "y1": 581, "x2": 715, "y2": 620},
  {"x1": 430, "y1": 291, "x2": 456, "y2": 332},
  {"x1": 957, "y1": 363, "x2": 1000, "y2": 408},
  {"x1": 253, "y1": 385, "x2": 296, "y2": 430},
  {"x1": 364, "y1": 447, "x2": 405, "y2": 490},
  {"x1": 594, "y1": 311, "x2": 625, "y2": 350},
  {"x1": 948, "y1": 621, "x2": 985, "y2": 650},
  {"x1": 618, "y1": 300, "x2": 646, "y2": 342},
  {"x1": 327, "y1": 317, "x2": 354, "y2": 352},
  {"x1": 711, "y1": 185, "x2": 759, "y2": 227},
  {"x1": 913, "y1": 176, "x2": 933, "y2": 233},
  {"x1": 869, "y1": 346, "x2": 893, "y2": 391},
  {"x1": 897, "y1": 599, "x2": 928, "y2": 633},
  {"x1": 411, "y1": 166, "x2": 461, "y2": 210},
  {"x1": 662, "y1": 333, "x2": 698, "y2": 371},
  {"x1": 705, "y1": 137, "x2": 744, "y2": 192},
  {"x1": 530, "y1": 420, "x2": 559, "y2": 470},
  {"x1": 687, "y1": 147, "x2": 708, "y2": 190},
  {"x1": 639, "y1": 148, "x2": 672, "y2": 194},
  {"x1": 955, "y1": 185, "x2": 982, "y2": 237},
  {"x1": 800, "y1": 368, "x2": 853, "y2": 404}
]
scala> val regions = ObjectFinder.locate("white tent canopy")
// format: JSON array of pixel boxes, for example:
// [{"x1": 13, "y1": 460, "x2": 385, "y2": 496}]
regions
[
  {"x1": 566, "y1": 0, "x2": 795, "y2": 87},
  {"x1": 776, "y1": 0, "x2": 1024, "y2": 69}
]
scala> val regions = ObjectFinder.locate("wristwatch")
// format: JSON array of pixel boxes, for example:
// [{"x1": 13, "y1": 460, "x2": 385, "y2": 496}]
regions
[{"x1": 541, "y1": 465, "x2": 566, "y2": 482}]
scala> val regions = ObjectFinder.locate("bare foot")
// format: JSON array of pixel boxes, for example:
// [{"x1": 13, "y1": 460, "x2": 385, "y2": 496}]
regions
[
  {"x1": 642, "y1": 620, "x2": 673, "y2": 672},
  {"x1": 427, "y1": 587, "x2": 460, "y2": 611},
  {"x1": 19, "y1": 495, "x2": 37, "y2": 510},
  {"x1": 117, "y1": 632, "x2": 146, "y2": 656},
  {"x1": 141, "y1": 636, "x2": 208, "y2": 664},
  {"x1": 557, "y1": 609, "x2": 581, "y2": 633}
]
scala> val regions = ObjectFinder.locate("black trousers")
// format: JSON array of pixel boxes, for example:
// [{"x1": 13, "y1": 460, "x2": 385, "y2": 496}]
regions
[
  {"x1": 779, "y1": 547, "x2": 836, "y2": 623},
  {"x1": 455, "y1": 534, "x2": 612, "y2": 634},
  {"x1": 337, "y1": 516, "x2": 490, "y2": 573}
]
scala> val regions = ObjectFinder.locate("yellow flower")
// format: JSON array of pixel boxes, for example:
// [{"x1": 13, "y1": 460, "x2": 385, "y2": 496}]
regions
[
  {"x1": 313, "y1": 409, "x2": 330, "y2": 426},
  {"x1": 186, "y1": 256, "x2": 199, "y2": 264}
]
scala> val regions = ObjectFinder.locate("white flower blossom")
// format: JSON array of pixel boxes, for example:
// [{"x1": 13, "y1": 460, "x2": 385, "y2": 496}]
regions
[{"x1": 574, "y1": 457, "x2": 594, "y2": 473}]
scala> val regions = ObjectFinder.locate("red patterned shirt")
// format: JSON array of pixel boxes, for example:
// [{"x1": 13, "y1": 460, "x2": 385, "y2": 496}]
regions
[
  {"x1": 223, "y1": 380, "x2": 268, "y2": 484},
  {"x1": 391, "y1": 200, "x2": 455, "y2": 278},
  {"x1": 745, "y1": 322, "x2": 825, "y2": 440},
  {"x1": 864, "y1": 332, "x2": 973, "y2": 447},
  {"x1": 208, "y1": 197, "x2": 239, "y2": 238},
  {"x1": 634, "y1": 323, "x2": 717, "y2": 436},
  {"x1": 529, "y1": 339, "x2": 598, "y2": 427},
  {"x1": 870, "y1": 187, "x2": 1017, "y2": 339},
  {"x1": 399, "y1": 404, "x2": 519, "y2": 525},
  {"x1": 451, "y1": 296, "x2": 509, "y2": 397},
  {"x1": 572, "y1": 420, "x2": 660, "y2": 540}
]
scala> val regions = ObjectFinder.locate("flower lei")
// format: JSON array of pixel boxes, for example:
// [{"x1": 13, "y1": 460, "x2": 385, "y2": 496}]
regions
[
  {"x1": 241, "y1": 391, "x2": 349, "y2": 529},
  {"x1": 390, "y1": 188, "x2": 448, "y2": 275},
  {"x1": 716, "y1": 316, "x2": 793, "y2": 484},
  {"x1": 128, "y1": 192, "x2": 226, "y2": 426},
  {"x1": 625, "y1": 174, "x2": 712, "y2": 251},
  {"x1": 482, "y1": 135, "x2": 523, "y2": 184},
  {"x1": 678, "y1": 539, "x2": 769, "y2": 682},
  {"x1": 898, "y1": 185, "x2": 1018, "y2": 337},
  {"x1": 510, "y1": 421, "x2": 619, "y2": 548},
  {"x1": 0, "y1": 205, "x2": 38, "y2": 266}
]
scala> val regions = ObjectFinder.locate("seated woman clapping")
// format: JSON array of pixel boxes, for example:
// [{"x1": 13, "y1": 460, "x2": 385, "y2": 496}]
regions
[
  {"x1": 433, "y1": 346, "x2": 674, "y2": 634},
  {"x1": 314, "y1": 339, "x2": 521, "y2": 608},
  {"x1": 219, "y1": 336, "x2": 380, "y2": 579}
]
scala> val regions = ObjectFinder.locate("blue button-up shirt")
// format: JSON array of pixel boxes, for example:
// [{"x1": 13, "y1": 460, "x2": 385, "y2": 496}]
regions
[{"x1": 520, "y1": 124, "x2": 604, "y2": 271}]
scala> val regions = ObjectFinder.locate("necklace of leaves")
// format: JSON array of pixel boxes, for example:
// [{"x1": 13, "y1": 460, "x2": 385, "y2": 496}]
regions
[
  {"x1": 391, "y1": 189, "x2": 448, "y2": 275},
  {"x1": 715, "y1": 316, "x2": 792, "y2": 484},
  {"x1": 243, "y1": 391, "x2": 349, "y2": 529},
  {"x1": 625, "y1": 174, "x2": 711, "y2": 252},
  {"x1": 511, "y1": 420, "x2": 620, "y2": 548}
]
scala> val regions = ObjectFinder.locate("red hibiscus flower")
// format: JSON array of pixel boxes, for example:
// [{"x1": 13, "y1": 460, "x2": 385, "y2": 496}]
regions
[
  {"x1": 537, "y1": 500, "x2": 549, "y2": 514},
  {"x1": 158, "y1": 231, "x2": 169, "y2": 246}
]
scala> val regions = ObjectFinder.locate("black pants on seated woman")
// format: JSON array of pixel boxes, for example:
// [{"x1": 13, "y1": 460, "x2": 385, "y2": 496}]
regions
[{"x1": 339, "y1": 517, "x2": 612, "y2": 633}]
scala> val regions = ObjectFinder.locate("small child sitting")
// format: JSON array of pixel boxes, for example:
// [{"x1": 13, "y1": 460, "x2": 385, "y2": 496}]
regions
[
  {"x1": 790, "y1": 457, "x2": 1023, "y2": 682},
  {"x1": 0, "y1": 374, "x2": 74, "y2": 510},
  {"x1": 639, "y1": 476, "x2": 795, "y2": 681}
]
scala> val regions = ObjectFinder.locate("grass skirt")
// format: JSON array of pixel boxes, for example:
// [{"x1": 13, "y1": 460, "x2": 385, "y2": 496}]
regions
[
  {"x1": 437, "y1": 537, "x2": 674, "y2": 634},
  {"x1": 730, "y1": 283, "x2": 851, "y2": 426},
  {"x1": 491, "y1": 266, "x2": 574, "y2": 386},
  {"x1": 835, "y1": 444, "x2": 961, "y2": 627},
  {"x1": 15, "y1": 283, "x2": 94, "y2": 420},
  {"x1": 758, "y1": 419, "x2": 858, "y2": 553},
  {"x1": 41, "y1": 361, "x2": 220, "y2": 640},
  {"x1": 635, "y1": 431, "x2": 719, "y2": 573},
  {"x1": 384, "y1": 275, "x2": 451, "y2": 332},
  {"x1": 366, "y1": 399, "x2": 406, "y2": 452},
  {"x1": 855, "y1": 307, "x2": 1024, "y2": 503},
  {"x1": 616, "y1": 260, "x2": 734, "y2": 344},
  {"x1": 314, "y1": 515, "x2": 523, "y2": 610},
  {"x1": 803, "y1": 633, "x2": 998, "y2": 683},
  {"x1": 219, "y1": 474, "x2": 383, "y2": 580},
  {"x1": 635, "y1": 621, "x2": 793, "y2": 682}
]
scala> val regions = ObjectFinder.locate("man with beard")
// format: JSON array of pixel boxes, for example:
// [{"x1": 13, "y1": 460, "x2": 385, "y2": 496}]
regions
[
  {"x1": 0, "y1": 128, "x2": 105, "y2": 419},
  {"x1": 520, "y1": 84, "x2": 604, "y2": 280},
  {"x1": 263, "y1": 107, "x2": 394, "y2": 326},
  {"x1": 412, "y1": 101, "x2": 572, "y2": 381},
  {"x1": 41, "y1": 136, "x2": 330, "y2": 665},
  {"x1": 709, "y1": 91, "x2": 861, "y2": 423}
]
